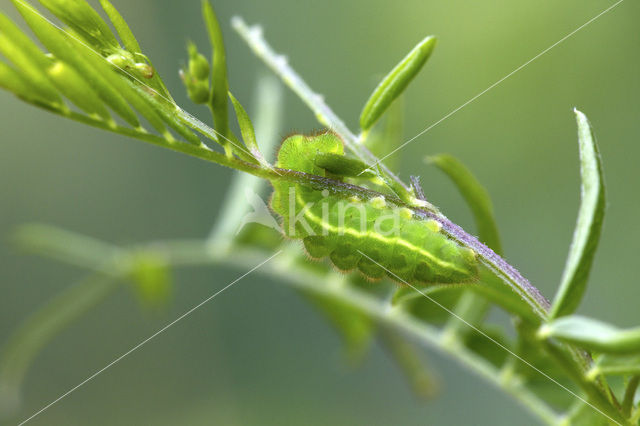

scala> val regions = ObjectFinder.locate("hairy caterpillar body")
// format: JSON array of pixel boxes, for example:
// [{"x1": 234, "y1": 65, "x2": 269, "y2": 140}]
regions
[{"x1": 271, "y1": 133, "x2": 478, "y2": 285}]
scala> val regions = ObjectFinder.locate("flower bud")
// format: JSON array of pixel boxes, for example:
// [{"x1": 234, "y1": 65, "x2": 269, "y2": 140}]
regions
[
  {"x1": 186, "y1": 76, "x2": 210, "y2": 104},
  {"x1": 134, "y1": 62, "x2": 154, "y2": 79},
  {"x1": 187, "y1": 42, "x2": 210, "y2": 81}
]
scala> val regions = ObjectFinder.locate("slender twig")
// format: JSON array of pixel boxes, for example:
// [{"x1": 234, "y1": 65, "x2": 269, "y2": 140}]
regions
[
  {"x1": 208, "y1": 74, "x2": 284, "y2": 247},
  {"x1": 622, "y1": 376, "x2": 640, "y2": 418},
  {"x1": 231, "y1": 17, "x2": 413, "y2": 197},
  {"x1": 67, "y1": 238, "x2": 566, "y2": 425}
]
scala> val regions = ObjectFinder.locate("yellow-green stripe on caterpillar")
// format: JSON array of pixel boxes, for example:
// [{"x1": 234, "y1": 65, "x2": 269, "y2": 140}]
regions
[{"x1": 270, "y1": 133, "x2": 478, "y2": 284}]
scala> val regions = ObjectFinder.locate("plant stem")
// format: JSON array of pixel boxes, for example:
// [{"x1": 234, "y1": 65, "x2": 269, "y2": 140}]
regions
[
  {"x1": 147, "y1": 240, "x2": 563, "y2": 425},
  {"x1": 208, "y1": 74, "x2": 284, "y2": 248},
  {"x1": 231, "y1": 16, "x2": 413, "y2": 197},
  {"x1": 622, "y1": 376, "x2": 640, "y2": 418}
]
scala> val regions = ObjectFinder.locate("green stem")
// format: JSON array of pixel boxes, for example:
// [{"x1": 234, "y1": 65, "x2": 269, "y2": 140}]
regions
[
  {"x1": 622, "y1": 376, "x2": 639, "y2": 418},
  {"x1": 542, "y1": 341, "x2": 628, "y2": 425},
  {"x1": 154, "y1": 241, "x2": 563, "y2": 425},
  {"x1": 231, "y1": 16, "x2": 413, "y2": 198},
  {"x1": 208, "y1": 74, "x2": 283, "y2": 248},
  {"x1": 5, "y1": 231, "x2": 561, "y2": 424}
]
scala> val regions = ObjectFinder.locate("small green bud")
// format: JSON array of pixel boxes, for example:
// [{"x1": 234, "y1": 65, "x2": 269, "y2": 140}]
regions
[
  {"x1": 106, "y1": 52, "x2": 130, "y2": 69},
  {"x1": 134, "y1": 62, "x2": 154, "y2": 79},
  {"x1": 130, "y1": 251, "x2": 172, "y2": 309},
  {"x1": 185, "y1": 75, "x2": 210, "y2": 104},
  {"x1": 187, "y1": 42, "x2": 210, "y2": 81}
]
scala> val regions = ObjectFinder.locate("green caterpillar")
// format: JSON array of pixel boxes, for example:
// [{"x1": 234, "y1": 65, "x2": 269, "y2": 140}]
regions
[{"x1": 271, "y1": 133, "x2": 478, "y2": 285}]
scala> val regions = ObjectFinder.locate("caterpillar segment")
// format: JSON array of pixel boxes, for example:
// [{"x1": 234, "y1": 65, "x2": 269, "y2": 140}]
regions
[{"x1": 270, "y1": 133, "x2": 478, "y2": 285}]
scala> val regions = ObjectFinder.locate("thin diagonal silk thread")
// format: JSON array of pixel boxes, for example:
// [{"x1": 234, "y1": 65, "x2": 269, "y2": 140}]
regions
[
  {"x1": 357, "y1": 250, "x2": 621, "y2": 425},
  {"x1": 360, "y1": 0, "x2": 626, "y2": 174},
  {"x1": 17, "y1": 251, "x2": 282, "y2": 425}
]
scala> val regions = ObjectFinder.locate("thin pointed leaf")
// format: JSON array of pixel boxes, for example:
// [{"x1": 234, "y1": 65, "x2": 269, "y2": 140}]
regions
[
  {"x1": 203, "y1": 0, "x2": 232, "y2": 153},
  {"x1": 0, "y1": 60, "x2": 52, "y2": 106},
  {"x1": 550, "y1": 109, "x2": 606, "y2": 318},
  {"x1": 229, "y1": 91, "x2": 266, "y2": 165},
  {"x1": 12, "y1": 0, "x2": 141, "y2": 126},
  {"x1": 428, "y1": 154, "x2": 502, "y2": 255},
  {"x1": 37, "y1": 0, "x2": 119, "y2": 51},
  {"x1": 593, "y1": 354, "x2": 640, "y2": 377},
  {"x1": 0, "y1": 12, "x2": 62, "y2": 106},
  {"x1": 47, "y1": 61, "x2": 110, "y2": 121},
  {"x1": 61, "y1": 31, "x2": 202, "y2": 144},
  {"x1": 430, "y1": 155, "x2": 501, "y2": 341},
  {"x1": 360, "y1": 35, "x2": 436, "y2": 131},
  {"x1": 98, "y1": 0, "x2": 141, "y2": 53},
  {"x1": 540, "y1": 316, "x2": 640, "y2": 354}
]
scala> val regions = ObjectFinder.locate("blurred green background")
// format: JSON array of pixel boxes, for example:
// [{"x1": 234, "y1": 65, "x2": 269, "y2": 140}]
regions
[{"x1": 1, "y1": 0, "x2": 639, "y2": 424}]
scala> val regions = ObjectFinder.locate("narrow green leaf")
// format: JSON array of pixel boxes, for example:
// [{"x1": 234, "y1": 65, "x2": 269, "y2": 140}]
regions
[
  {"x1": 60, "y1": 31, "x2": 201, "y2": 144},
  {"x1": 0, "y1": 12, "x2": 62, "y2": 106},
  {"x1": 550, "y1": 109, "x2": 606, "y2": 318},
  {"x1": 360, "y1": 35, "x2": 436, "y2": 131},
  {"x1": 431, "y1": 155, "x2": 501, "y2": 342},
  {"x1": 63, "y1": 33, "x2": 177, "y2": 137},
  {"x1": 591, "y1": 354, "x2": 640, "y2": 377},
  {"x1": 0, "y1": 60, "x2": 51, "y2": 106},
  {"x1": 47, "y1": 61, "x2": 110, "y2": 121},
  {"x1": 428, "y1": 154, "x2": 502, "y2": 255},
  {"x1": 229, "y1": 91, "x2": 265, "y2": 165},
  {"x1": 539, "y1": 316, "x2": 640, "y2": 354},
  {"x1": 12, "y1": 0, "x2": 141, "y2": 127},
  {"x1": 150, "y1": 100, "x2": 201, "y2": 145},
  {"x1": 37, "y1": 0, "x2": 119, "y2": 51},
  {"x1": 202, "y1": 0, "x2": 232, "y2": 154},
  {"x1": 98, "y1": 0, "x2": 141, "y2": 53}
]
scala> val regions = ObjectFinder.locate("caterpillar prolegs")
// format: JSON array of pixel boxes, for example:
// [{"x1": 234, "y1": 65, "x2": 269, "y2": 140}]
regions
[{"x1": 270, "y1": 133, "x2": 478, "y2": 285}]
